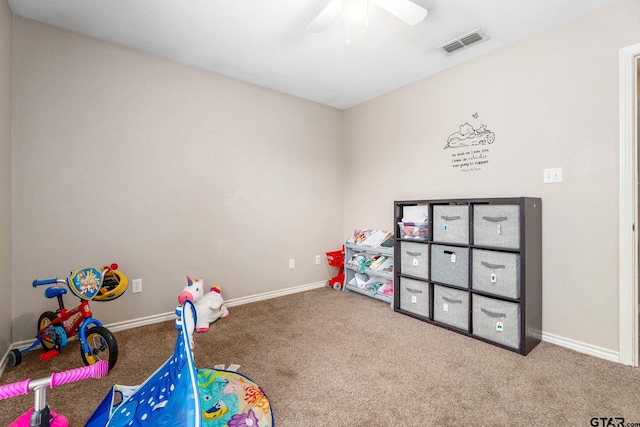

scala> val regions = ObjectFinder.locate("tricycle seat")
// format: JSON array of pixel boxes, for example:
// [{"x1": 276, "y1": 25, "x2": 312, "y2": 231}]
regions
[{"x1": 44, "y1": 286, "x2": 67, "y2": 299}]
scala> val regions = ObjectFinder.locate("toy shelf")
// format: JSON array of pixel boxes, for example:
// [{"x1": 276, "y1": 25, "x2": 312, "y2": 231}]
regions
[
  {"x1": 344, "y1": 242, "x2": 394, "y2": 307},
  {"x1": 393, "y1": 197, "x2": 542, "y2": 355}
]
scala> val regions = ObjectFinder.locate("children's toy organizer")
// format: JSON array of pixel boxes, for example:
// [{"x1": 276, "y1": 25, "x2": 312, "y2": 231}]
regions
[{"x1": 86, "y1": 300, "x2": 274, "y2": 426}]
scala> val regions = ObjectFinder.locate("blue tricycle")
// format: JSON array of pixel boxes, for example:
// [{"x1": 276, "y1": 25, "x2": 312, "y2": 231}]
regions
[{"x1": 8, "y1": 264, "x2": 128, "y2": 371}]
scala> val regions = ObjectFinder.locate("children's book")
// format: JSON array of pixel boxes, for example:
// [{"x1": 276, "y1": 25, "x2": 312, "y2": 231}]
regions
[
  {"x1": 380, "y1": 233, "x2": 394, "y2": 247},
  {"x1": 361, "y1": 230, "x2": 385, "y2": 246},
  {"x1": 369, "y1": 256, "x2": 387, "y2": 270},
  {"x1": 375, "y1": 258, "x2": 394, "y2": 272}
]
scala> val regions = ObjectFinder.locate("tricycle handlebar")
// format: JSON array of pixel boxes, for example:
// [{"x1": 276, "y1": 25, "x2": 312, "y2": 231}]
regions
[
  {"x1": 32, "y1": 278, "x2": 64, "y2": 287},
  {"x1": 0, "y1": 379, "x2": 30, "y2": 399},
  {"x1": 0, "y1": 360, "x2": 108, "y2": 400},
  {"x1": 50, "y1": 360, "x2": 109, "y2": 388}
]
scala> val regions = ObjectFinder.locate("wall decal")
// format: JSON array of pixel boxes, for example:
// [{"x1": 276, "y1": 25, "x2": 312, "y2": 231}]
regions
[{"x1": 445, "y1": 115, "x2": 495, "y2": 173}]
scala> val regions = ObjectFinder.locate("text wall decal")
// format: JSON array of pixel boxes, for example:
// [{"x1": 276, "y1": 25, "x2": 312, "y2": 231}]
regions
[{"x1": 444, "y1": 113, "x2": 495, "y2": 173}]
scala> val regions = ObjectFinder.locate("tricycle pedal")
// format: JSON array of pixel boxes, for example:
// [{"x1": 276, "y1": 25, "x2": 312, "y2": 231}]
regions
[{"x1": 39, "y1": 349, "x2": 60, "y2": 361}]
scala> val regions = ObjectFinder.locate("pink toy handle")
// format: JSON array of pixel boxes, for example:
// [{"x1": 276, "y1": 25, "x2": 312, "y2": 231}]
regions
[
  {"x1": 0, "y1": 379, "x2": 31, "y2": 400},
  {"x1": 0, "y1": 360, "x2": 108, "y2": 400},
  {"x1": 50, "y1": 360, "x2": 109, "y2": 388}
]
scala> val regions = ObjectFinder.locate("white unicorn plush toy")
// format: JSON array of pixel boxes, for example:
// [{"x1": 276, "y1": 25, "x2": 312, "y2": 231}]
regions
[{"x1": 177, "y1": 275, "x2": 229, "y2": 332}]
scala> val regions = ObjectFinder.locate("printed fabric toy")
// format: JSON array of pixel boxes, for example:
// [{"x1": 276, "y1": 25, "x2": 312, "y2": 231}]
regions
[{"x1": 178, "y1": 275, "x2": 229, "y2": 332}]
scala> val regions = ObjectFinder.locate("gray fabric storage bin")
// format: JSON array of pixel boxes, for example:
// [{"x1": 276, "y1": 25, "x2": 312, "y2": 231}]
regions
[
  {"x1": 400, "y1": 241, "x2": 429, "y2": 279},
  {"x1": 472, "y1": 295, "x2": 521, "y2": 349},
  {"x1": 430, "y1": 244, "x2": 469, "y2": 288},
  {"x1": 433, "y1": 205, "x2": 469, "y2": 244},
  {"x1": 472, "y1": 249, "x2": 521, "y2": 299},
  {"x1": 473, "y1": 204, "x2": 520, "y2": 249},
  {"x1": 433, "y1": 285, "x2": 469, "y2": 331},
  {"x1": 399, "y1": 277, "x2": 429, "y2": 317}
]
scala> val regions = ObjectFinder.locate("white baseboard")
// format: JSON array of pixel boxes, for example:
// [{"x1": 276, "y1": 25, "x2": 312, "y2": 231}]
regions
[
  {"x1": 106, "y1": 280, "x2": 328, "y2": 332},
  {"x1": 542, "y1": 331, "x2": 620, "y2": 363},
  {"x1": 2, "y1": 283, "x2": 624, "y2": 377},
  {"x1": 0, "y1": 280, "x2": 327, "y2": 377}
]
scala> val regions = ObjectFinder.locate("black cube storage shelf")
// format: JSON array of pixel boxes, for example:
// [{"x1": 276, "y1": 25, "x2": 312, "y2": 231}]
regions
[{"x1": 393, "y1": 197, "x2": 542, "y2": 356}]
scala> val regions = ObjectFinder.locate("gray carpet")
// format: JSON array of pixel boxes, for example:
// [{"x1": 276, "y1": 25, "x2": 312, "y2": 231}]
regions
[{"x1": 2, "y1": 287, "x2": 640, "y2": 426}]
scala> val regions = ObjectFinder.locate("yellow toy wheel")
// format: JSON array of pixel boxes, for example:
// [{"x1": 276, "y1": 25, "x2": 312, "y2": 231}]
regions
[
  {"x1": 38, "y1": 311, "x2": 58, "y2": 351},
  {"x1": 93, "y1": 269, "x2": 129, "y2": 301}
]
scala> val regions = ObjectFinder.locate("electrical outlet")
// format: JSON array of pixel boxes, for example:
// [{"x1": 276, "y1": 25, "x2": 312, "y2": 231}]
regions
[
  {"x1": 132, "y1": 279, "x2": 142, "y2": 293},
  {"x1": 315, "y1": 255, "x2": 321, "y2": 265},
  {"x1": 288, "y1": 258, "x2": 295, "y2": 269}
]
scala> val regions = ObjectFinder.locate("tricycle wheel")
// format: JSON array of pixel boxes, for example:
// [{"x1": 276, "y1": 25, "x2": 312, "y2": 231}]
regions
[
  {"x1": 332, "y1": 282, "x2": 343, "y2": 291},
  {"x1": 38, "y1": 311, "x2": 58, "y2": 351},
  {"x1": 8, "y1": 349, "x2": 22, "y2": 367},
  {"x1": 80, "y1": 326, "x2": 118, "y2": 371}
]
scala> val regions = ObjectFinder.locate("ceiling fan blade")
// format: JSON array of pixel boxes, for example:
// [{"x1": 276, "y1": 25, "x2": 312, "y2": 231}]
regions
[
  {"x1": 307, "y1": 0, "x2": 343, "y2": 32},
  {"x1": 371, "y1": 0, "x2": 427, "y2": 25}
]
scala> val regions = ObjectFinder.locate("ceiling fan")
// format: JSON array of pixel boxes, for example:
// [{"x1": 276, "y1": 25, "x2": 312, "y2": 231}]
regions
[{"x1": 306, "y1": 0, "x2": 428, "y2": 32}]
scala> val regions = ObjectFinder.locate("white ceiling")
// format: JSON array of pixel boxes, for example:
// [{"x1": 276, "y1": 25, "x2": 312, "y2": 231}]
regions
[{"x1": 8, "y1": 0, "x2": 617, "y2": 109}]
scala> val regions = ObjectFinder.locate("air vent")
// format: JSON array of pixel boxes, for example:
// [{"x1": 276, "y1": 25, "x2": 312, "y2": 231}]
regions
[{"x1": 438, "y1": 29, "x2": 488, "y2": 56}]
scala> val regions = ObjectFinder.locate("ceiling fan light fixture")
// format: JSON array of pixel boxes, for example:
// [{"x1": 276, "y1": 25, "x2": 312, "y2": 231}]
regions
[
  {"x1": 371, "y1": 0, "x2": 428, "y2": 26},
  {"x1": 306, "y1": 0, "x2": 427, "y2": 33},
  {"x1": 307, "y1": 0, "x2": 343, "y2": 32},
  {"x1": 343, "y1": 0, "x2": 368, "y2": 22}
]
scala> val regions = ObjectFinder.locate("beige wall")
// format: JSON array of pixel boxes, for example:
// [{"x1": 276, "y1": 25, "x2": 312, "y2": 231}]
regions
[
  {"x1": 344, "y1": 0, "x2": 640, "y2": 352},
  {"x1": 0, "y1": 0, "x2": 12, "y2": 356},
  {"x1": 6, "y1": 0, "x2": 639, "y2": 356},
  {"x1": 11, "y1": 17, "x2": 344, "y2": 341}
]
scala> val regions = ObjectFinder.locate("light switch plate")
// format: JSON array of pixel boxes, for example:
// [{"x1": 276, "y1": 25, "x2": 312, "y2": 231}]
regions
[{"x1": 543, "y1": 167, "x2": 563, "y2": 183}]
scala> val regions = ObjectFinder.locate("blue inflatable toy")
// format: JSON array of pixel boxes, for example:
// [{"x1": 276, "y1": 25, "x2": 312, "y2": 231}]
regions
[{"x1": 86, "y1": 300, "x2": 274, "y2": 426}]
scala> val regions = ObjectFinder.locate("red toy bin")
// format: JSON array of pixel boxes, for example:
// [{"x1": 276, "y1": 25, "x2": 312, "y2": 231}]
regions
[
  {"x1": 326, "y1": 247, "x2": 345, "y2": 267},
  {"x1": 325, "y1": 245, "x2": 345, "y2": 291}
]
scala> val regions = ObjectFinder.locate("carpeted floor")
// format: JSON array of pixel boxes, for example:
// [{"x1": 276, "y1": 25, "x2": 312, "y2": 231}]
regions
[{"x1": 2, "y1": 287, "x2": 640, "y2": 426}]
